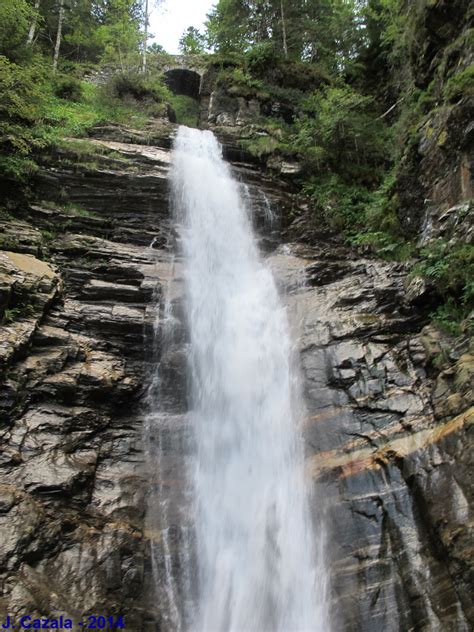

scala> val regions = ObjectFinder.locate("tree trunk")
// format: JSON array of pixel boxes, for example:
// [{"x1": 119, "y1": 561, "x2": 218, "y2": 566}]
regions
[
  {"x1": 280, "y1": 0, "x2": 288, "y2": 58},
  {"x1": 141, "y1": 0, "x2": 149, "y2": 74},
  {"x1": 52, "y1": 0, "x2": 65, "y2": 73},
  {"x1": 27, "y1": 0, "x2": 41, "y2": 45}
]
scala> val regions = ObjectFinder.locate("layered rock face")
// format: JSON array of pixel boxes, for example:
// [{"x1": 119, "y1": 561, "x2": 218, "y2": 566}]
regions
[
  {"x1": 269, "y1": 241, "x2": 472, "y2": 631},
  {"x1": 0, "y1": 126, "x2": 174, "y2": 630},
  {"x1": 0, "y1": 116, "x2": 472, "y2": 632}
]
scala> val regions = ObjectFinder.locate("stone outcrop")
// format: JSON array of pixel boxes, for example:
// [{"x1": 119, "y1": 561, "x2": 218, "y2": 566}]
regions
[
  {"x1": 395, "y1": 0, "x2": 473, "y2": 240},
  {"x1": 0, "y1": 117, "x2": 472, "y2": 632},
  {"x1": 269, "y1": 241, "x2": 473, "y2": 630},
  {"x1": 0, "y1": 132, "x2": 172, "y2": 630}
]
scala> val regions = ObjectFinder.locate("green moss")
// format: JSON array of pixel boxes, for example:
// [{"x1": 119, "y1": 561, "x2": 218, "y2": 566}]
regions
[
  {"x1": 437, "y1": 129, "x2": 448, "y2": 146},
  {"x1": 443, "y1": 66, "x2": 474, "y2": 103}
]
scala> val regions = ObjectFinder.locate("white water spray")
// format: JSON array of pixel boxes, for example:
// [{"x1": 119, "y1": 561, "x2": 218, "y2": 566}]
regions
[{"x1": 171, "y1": 127, "x2": 329, "y2": 632}]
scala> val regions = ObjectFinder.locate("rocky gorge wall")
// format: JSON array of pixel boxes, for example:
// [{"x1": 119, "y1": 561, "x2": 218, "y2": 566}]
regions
[{"x1": 0, "y1": 111, "x2": 472, "y2": 631}]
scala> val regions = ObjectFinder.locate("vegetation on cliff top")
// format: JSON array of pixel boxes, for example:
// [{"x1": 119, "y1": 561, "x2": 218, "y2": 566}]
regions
[{"x1": 0, "y1": 0, "x2": 472, "y2": 331}]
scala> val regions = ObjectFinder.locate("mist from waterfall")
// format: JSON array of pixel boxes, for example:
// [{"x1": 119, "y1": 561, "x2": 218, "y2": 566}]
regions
[{"x1": 171, "y1": 126, "x2": 329, "y2": 632}]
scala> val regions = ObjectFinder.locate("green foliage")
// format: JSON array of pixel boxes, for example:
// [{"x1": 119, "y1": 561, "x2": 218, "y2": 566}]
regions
[
  {"x1": 410, "y1": 240, "x2": 474, "y2": 334},
  {"x1": 431, "y1": 300, "x2": 468, "y2": 337},
  {"x1": 349, "y1": 230, "x2": 413, "y2": 260},
  {"x1": 245, "y1": 42, "x2": 280, "y2": 76},
  {"x1": 302, "y1": 175, "x2": 373, "y2": 230},
  {"x1": 301, "y1": 166, "x2": 412, "y2": 258},
  {"x1": 44, "y1": 85, "x2": 149, "y2": 137},
  {"x1": 294, "y1": 84, "x2": 389, "y2": 183},
  {"x1": 216, "y1": 66, "x2": 267, "y2": 98},
  {"x1": 206, "y1": 0, "x2": 366, "y2": 71},
  {"x1": 53, "y1": 75, "x2": 84, "y2": 102},
  {"x1": 61, "y1": 202, "x2": 97, "y2": 217},
  {"x1": 169, "y1": 95, "x2": 200, "y2": 128},
  {"x1": 108, "y1": 73, "x2": 171, "y2": 103},
  {"x1": 78, "y1": 0, "x2": 143, "y2": 68},
  {"x1": 414, "y1": 240, "x2": 474, "y2": 302},
  {"x1": 0, "y1": 55, "x2": 46, "y2": 180},
  {"x1": 0, "y1": 55, "x2": 154, "y2": 183},
  {"x1": 3, "y1": 303, "x2": 35, "y2": 325},
  {"x1": 443, "y1": 66, "x2": 474, "y2": 103},
  {"x1": 0, "y1": 236, "x2": 17, "y2": 250},
  {"x1": 364, "y1": 171, "x2": 401, "y2": 234},
  {"x1": 241, "y1": 136, "x2": 280, "y2": 159},
  {"x1": 0, "y1": 0, "x2": 34, "y2": 62},
  {"x1": 206, "y1": 0, "x2": 251, "y2": 53},
  {"x1": 179, "y1": 26, "x2": 206, "y2": 55}
]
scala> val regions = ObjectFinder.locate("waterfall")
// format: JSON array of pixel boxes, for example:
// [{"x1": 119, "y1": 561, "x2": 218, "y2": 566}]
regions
[{"x1": 165, "y1": 126, "x2": 329, "y2": 631}]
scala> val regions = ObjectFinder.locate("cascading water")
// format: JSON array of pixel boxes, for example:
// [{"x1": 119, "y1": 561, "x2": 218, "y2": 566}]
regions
[{"x1": 161, "y1": 126, "x2": 329, "y2": 631}]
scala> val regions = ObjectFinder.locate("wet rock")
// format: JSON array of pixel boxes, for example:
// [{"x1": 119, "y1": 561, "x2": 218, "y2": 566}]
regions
[
  {"x1": 267, "y1": 241, "x2": 474, "y2": 630},
  {"x1": 0, "y1": 252, "x2": 61, "y2": 370},
  {"x1": 0, "y1": 116, "x2": 472, "y2": 632}
]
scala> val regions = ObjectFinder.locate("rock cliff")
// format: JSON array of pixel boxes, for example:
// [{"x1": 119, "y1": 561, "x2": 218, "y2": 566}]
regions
[
  {"x1": 0, "y1": 53, "x2": 474, "y2": 632},
  {"x1": 0, "y1": 113, "x2": 472, "y2": 630}
]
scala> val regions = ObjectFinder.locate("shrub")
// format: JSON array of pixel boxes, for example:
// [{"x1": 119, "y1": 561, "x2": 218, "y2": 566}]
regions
[
  {"x1": 53, "y1": 75, "x2": 84, "y2": 102},
  {"x1": 241, "y1": 135, "x2": 279, "y2": 159},
  {"x1": 411, "y1": 240, "x2": 474, "y2": 333},
  {"x1": 0, "y1": 55, "x2": 46, "y2": 180},
  {"x1": 302, "y1": 175, "x2": 373, "y2": 231},
  {"x1": 108, "y1": 73, "x2": 171, "y2": 103},
  {"x1": 216, "y1": 66, "x2": 266, "y2": 98},
  {"x1": 245, "y1": 42, "x2": 281, "y2": 77},
  {"x1": 414, "y1": 240, "x2": 474, "y2": 301}
]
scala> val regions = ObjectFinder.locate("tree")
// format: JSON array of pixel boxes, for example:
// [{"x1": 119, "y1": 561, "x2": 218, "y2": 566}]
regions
[
  {"x1": 206, "y1": 0, "x2": 250, "y2": 52},
  {"x1": 52, "y1": 0, "x2": 65, "y2": 71},
  {"x1": 0, "y1": 0, "x2": 34, "y2": 61},
  {"x1": 205, "y1": 0, "x2": 367, "y2": 70},
  {"x1": 27, "y1": 0, "x2": 41, "y2": 45},
  {"x1": 96, "y1": 0, "x2": 143, "y2": 69},
  {"x1": 141, "y1": 0, "x2": 149, "y2": 72},
  {"x1": 280, "y1": 0, "x2": 288, "y2": 58},
  {"x1": 179, "y1": 26, "x2": 206, "y2": 55}
]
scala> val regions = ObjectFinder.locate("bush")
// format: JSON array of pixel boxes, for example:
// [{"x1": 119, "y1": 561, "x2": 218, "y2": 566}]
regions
[
  {"x1": 53, "y1": 75, "x2": 83, "y2": 102},
  {"x1": 216, "y1": 66, "x2": 266, "y2": 98},
  {"x1": 245, "y1": 42, "x2": 281, "y2": 76},
  {"x1": 302, "y1": 175, "x2": 373, "y2": 231},
  {"x1": 241, "y1": 135, "x2": 279, "y2": 159},
  {"x1": 414, "y1": 240, "x2": 474, "y2": 301},
  {"x1": 268, "y1": 60, "x2": 330, "y2": 92},
  {"x1": 411, "y1": 240, "x2": 474, "y2": 333},
  {"x1": 0, "y1": 0, "x2": 34, "y2": 63},
  {"x1": 108, "y1": 73, "x2": 171, "y2": 103},
  {"x1": 0, "y1": 55, "x2": 46, "y2": 180}
]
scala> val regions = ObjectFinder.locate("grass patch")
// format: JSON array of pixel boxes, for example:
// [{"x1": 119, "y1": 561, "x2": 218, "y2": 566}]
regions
[{"x1": 41, "y1": 82, "x2": 149, "y2": 141}]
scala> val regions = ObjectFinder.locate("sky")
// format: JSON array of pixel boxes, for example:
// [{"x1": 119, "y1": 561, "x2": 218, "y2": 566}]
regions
[{"x1": 149, "y1": 0, "x2": 215, "y2": 54}]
